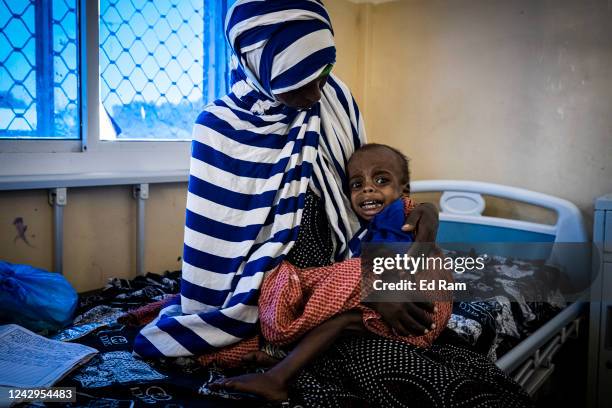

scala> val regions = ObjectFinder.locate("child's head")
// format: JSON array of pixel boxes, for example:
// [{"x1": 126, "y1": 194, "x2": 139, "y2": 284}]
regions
[{"x1": 346, "y1": 143, "x2": 410, "y2": 221}]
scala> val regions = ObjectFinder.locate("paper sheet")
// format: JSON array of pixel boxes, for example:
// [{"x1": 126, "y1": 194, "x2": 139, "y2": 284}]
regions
[{"x1": 0, "y1": 324, "x2": 98, "y2": 388}]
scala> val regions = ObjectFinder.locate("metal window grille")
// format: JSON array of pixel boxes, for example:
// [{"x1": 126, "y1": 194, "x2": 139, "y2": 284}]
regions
[
  {"x1": 0, "y1": 0, "x2": 232, "y2": 141},
  {"x1": 99, "y1": 0, "x2": 233, "y2": 140},
  {"x1": 0, "y1": 0, "x2": 79, "y2": 139}
]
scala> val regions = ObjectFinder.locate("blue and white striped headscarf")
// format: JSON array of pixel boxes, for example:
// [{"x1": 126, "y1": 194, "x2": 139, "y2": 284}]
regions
[{"x1": 134, "y1": 0, "x2": 366, "y2": 358}]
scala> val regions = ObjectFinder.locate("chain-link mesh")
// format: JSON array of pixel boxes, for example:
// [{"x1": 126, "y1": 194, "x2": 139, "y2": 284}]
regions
[
  {"x1": 100, "y1": 0, "x2": 225, "y2": 140},
  {"x1": 0, "y1": 0, "x2": 79, "y2": 139},
  {"x1": 0, "y1": 0, "x2": 230, "y2": 141}
]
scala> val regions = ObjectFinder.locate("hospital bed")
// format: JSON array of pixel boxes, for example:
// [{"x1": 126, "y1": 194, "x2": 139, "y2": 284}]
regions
[
  {"x1": 0, "y1": 176, "x2": 589, "y2": 398},
  {"x1": 411, "y1": 180, "x2": 588, "y2": 395}
]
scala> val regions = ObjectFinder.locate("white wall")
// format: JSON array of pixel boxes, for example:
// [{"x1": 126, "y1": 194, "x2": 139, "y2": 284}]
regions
[
  {"x1": 1, "y1": 0, "x2": 610, "y2": 291},
  {"x1": 362, "y1": 0, "x2": 612, "y2": 230}
]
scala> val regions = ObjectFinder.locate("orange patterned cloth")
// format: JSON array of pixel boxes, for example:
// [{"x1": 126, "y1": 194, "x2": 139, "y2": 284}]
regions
[
  {"x1": 192, "y1": 198, "x2": 452, "y2": 367},
  {"x1": 259, "y1": 258, "x2": 452, "y2": 348},
  {"x1": 118, "y1": 294, "x2": 179, "y2": 326},
  {"x1": 196, "y1": 335, "x2": 260, "y2": 368},
  {"x1": 195, "y1": 250, "x2": 452, "y2": 369},
  {"x1": 258, "y1": 198, "x2": 452, "y2": 348}
]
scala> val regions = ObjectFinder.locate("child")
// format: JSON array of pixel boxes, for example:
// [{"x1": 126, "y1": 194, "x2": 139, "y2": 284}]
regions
[
  {"x1": 346, "y1": 143, "x2": 415, "y2": 255},
  {"x1": 210, "y1": 143, "x2": 451, "y2": 401}
]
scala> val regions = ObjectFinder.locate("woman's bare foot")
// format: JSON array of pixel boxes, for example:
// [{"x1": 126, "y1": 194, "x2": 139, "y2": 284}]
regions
[
  {"x1": 241, "y1": 351, "x2": 280, "y2": 367},
  {"x1": 209, "y1": 372, "x2": 288, "y2": 401}
]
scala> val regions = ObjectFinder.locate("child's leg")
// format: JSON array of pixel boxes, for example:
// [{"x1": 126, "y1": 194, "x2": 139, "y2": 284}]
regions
[{"x1": 210, "y1": 310, "x2": 364, "y2": 401}]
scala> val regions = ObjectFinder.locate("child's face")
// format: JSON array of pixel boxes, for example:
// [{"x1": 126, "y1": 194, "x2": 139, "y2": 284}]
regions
[{"x1": 347, "y1": 147, "x2": 406, "y2": 221}]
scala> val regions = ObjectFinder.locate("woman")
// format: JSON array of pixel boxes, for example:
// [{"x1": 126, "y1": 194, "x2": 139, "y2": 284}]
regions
[
  {"x1": 135, "y1": 1, "x2": 532, "y2": 406},
  {"x1": 134, "y1": 0, "x2": 435, "y2": 359}
]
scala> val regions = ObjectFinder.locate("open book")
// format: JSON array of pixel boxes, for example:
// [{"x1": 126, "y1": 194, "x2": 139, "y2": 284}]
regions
[{"x1": 0, "y1": 324, "x2": 98, "y2": 388}]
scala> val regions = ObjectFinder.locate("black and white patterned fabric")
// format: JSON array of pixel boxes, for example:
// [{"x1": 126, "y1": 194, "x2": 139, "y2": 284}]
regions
[
  {"x1": 290, "y1": 335, "x2": 533, "y2": 407},
  {"x1": 279, "y1": 202, "x2": 533, "y2": 406},
  {"x1": 76, "y1": 271, "x2": 180, "y2": 314},
  {"x1": 71, "y1": 351, "x2": 167, "y2": 388},
  {"x1": 446, "y1": 250, "x2": 567, "y2": 359},
  {"x1": 285, "y1": 188, "x2": 334, "y2": 269},
  {"x1": 447, "y1": 314, "x2": 483, "y2": 347}
]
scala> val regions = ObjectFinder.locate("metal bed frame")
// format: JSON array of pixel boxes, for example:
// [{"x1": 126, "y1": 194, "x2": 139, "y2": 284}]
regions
[
  {"x1": 411, "y1": 180, "x2": 588, "y2": 395},
  {"x1": 0, "y1": 175, "x2": 588, "y2": 395}
]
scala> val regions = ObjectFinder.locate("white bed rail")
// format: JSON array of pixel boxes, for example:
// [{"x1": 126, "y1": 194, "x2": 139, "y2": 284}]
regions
[{"x1": 411, "y1": 180, "x2": 587, "y2": 243}]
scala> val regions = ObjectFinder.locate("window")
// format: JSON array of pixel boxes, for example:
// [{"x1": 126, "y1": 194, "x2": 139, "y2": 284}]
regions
[
  {"x1": 0, "y1": 0, "x2": 233, "y2": 144},
  {"x1": 99, "y1": 0, "x2": 233, "y2": 140},
  {"x1": 0, "y1": 0, "x2": 79, "y2": 139}
]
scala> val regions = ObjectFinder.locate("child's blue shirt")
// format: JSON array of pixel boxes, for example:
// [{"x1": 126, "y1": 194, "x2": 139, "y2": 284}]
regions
[{"x1": 351, "y1": 198, "x2": 414, "y2": 257}]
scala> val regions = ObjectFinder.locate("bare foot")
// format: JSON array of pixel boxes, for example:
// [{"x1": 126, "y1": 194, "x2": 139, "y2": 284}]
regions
[
  {"x1": 210, "y1": 372, "x2": 288, "y2": 402},
  {"x1": 241, "y1": 351, "x2": 280, "y2": 368}
]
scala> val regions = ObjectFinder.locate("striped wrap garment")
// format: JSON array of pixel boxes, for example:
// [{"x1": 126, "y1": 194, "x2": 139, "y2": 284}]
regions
[{"x1": 134, "y1": 0, "x2": 366, "y2": 358}]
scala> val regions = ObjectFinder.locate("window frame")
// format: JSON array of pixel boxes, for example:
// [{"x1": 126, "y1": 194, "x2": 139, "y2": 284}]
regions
[{"x1": 0, "y1": 0, "x2": 198, "y2": 177}]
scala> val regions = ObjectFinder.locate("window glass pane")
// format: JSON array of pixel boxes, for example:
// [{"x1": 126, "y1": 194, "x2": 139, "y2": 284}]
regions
[
  {"x1": 99, "y1": 0, "x2": 231, "y2": 141},
  {"x1": 0, "y1": 0, "x2": 80, "y2": 140}
]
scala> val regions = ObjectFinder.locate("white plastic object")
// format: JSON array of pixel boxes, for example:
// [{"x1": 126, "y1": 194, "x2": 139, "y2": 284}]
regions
[{"x1": 440, "y1": 191, "x2": 486, "y2": 216}]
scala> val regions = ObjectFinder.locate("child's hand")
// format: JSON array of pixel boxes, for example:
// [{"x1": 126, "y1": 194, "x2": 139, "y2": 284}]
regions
[
  {"x1": 338, "y1": 310, "x2": 366, "y2": 333},
  {"x1": 368, "y1": 301, "x2": 437, "y2": 336}
]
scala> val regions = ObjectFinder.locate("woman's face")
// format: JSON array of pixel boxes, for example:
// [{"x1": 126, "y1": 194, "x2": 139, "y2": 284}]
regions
[{"x1": 275, "y1": 74, "x2": 329, "y2": 110}]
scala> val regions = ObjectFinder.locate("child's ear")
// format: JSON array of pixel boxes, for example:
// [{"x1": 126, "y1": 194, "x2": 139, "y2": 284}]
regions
[{"x1": 402, "y1": 183, "x2": 410, "y2": 196}]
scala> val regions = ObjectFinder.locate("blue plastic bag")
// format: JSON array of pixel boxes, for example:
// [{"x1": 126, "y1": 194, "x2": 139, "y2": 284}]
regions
[{"x1": 0, "y1": 261, "x2": 78, "y2": 332}]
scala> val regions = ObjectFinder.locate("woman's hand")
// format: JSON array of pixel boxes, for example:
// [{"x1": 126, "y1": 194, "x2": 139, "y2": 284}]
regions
[
  {"x1": 369, "y1": 301, "x2": 437, "y2": 336},
  {"x1": 366, "y1": 203, "x2": 440, "y2": 336},
  {"x1": 402, "y1": 202, "x2": 439, "y2": 260},
  {"x1": 401, "y1": 202, "x2": 439, "y2": 242}
]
